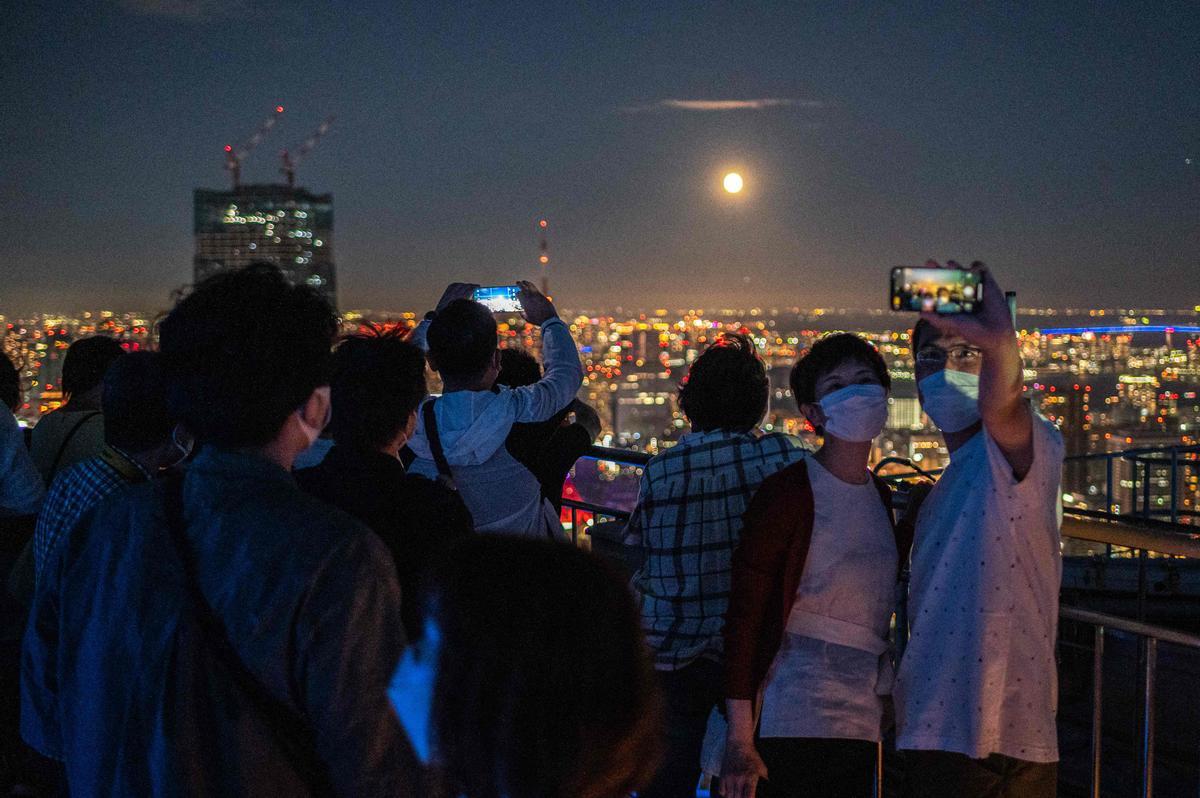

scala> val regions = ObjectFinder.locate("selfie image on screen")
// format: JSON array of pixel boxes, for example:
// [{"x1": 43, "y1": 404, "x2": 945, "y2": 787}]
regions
[{"x1": 891, "y1": 268, "x2": 982, "y2": 314}]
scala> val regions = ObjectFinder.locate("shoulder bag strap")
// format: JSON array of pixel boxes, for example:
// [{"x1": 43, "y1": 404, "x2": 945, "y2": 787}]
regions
[
  {"x1": 47, "y1": 410, "x2": 101, "y2": 477},
  {"x1": 422, "y1": 398, "x2": 457, "y2": 491},
  {"x1": 160, "y1": 476, "x2": 325, "y2": 785}
]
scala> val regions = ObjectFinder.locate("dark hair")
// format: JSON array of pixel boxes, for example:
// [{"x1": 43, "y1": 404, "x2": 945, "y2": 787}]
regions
[
  {"x1": 677, "y1": 333, "x2": 768, "y2": 433},
  {"x1": 158, "y1": 263, "x2": 338, "y2": 447},
  {"x1": 495, "y1": 348, "x2": 541, "y2": 388},
  {"x1": 426, "y1": 300, "x2": 498, "y2": 379},
  {"x1": 327, "y1": 328, "x2": 427, "y2": 450},
  {"x1": 0, "y1": 352, "x2": 18, "y2": 413},
  {"x1": 61, "y1": 336, "x2": 126, "y2": 397},
  {"x1": 101, "y1": 351, "x2": 175, "y2": 452},
  {"x1": 910, "y1": 319, "x2": 936, "y2": 355},
  {"x1": 789, "y1": 332, "x2": 891, "y2": 407},
  {"x1": 423, "y1": 537, "x2": 662, "y2": 798}
]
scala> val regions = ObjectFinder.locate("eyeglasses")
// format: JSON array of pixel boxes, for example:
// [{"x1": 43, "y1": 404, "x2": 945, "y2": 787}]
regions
[{"x1": 915, "y1": 345, "x2": 982, "y2": 366}]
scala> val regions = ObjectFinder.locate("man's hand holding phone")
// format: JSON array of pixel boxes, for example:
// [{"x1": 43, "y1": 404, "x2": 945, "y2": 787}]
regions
[
  {"x1": 516, "y1": 280, "x2": 557, "y2": 326},
  {"x1": 434, "y1": 282, "x2": 480, "y2": 314},
  {"x1": 916, "y1": 260, "x2": 1013, "y2": 352}
]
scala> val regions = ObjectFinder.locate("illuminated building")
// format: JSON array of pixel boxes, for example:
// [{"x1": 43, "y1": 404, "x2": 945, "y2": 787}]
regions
[{"x1": 193, "y1": 185, "x2": 336, "y2": 308}]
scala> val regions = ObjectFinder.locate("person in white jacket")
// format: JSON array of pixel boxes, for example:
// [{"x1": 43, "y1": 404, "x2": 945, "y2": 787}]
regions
[{"x1": 407, "y1": 281, "x2": 584, "y2": 538}]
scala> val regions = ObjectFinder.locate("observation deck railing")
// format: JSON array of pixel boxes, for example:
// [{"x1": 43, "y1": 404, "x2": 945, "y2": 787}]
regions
[{"x1": 562, "y1": 442, "x2": 1200, "y2": 798}]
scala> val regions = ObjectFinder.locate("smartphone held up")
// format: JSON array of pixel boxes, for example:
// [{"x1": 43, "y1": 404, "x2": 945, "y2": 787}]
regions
[
  {"x1": 890, "y1": 266, "x2": 984, "y2": 315},
  {"x1": 472, "y1": 285, "x2": 523, "y2": 313}
]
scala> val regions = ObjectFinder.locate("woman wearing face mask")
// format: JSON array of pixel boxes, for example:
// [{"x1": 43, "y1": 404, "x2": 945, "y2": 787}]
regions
[
  {"x1": 720, "y1": 333, "x2": 911, "y2": 798},
  {"x1": 388, "y1": 536, "x2": 663, "y2": 798}
]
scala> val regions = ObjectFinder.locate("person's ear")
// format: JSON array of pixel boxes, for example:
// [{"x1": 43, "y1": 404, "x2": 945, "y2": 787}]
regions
[
  {"x1": 799, "y1": 401, "x2": 825, "y2": 432},
  {"x1": 425, "y1": 352, "x2": 440, "y2": 374},
  {"x1": 299, "y1": 386, "x2": 331, "y2": 432},
  {"x1": 492, "y1": 349, "x2": 502, "y2": 371}
]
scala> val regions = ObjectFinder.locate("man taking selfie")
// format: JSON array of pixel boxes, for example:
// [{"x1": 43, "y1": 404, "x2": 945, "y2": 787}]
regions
[{"x1": 895, "y1": 261, "x2": 1064, "y2": 798}]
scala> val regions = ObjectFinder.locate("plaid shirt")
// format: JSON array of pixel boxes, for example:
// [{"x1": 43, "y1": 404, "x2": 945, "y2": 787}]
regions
[
  {"x1": 629, "y1": 430, "x2": 809, "y2": 670},
  {"x1": 33, "y1": 446, "x2": 152, "y2": 584}
]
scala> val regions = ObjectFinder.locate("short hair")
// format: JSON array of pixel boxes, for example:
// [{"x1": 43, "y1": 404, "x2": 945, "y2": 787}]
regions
[
  {"x1": 422, "y1": 537, "x2": 662, "y2": 798},
  {"x1": 495, "y1": 348, "x2": 541, "y2": 388},
  {"x1": 61, "y1": 336, "x2": 126, "y2": 396},
  {"x1": 158, "y1": 263, "x2": 338, "y2": 447},
  {"x1": 327, "y1": 328, "x2": 427, "y2": 450},
  {"x1": 0, "y1": 352, "x2": 19, "y2": 413},
  {"x1": 426, "y1": 300, "x2": 498, "y2": 379},
  {"x1": 101, "y1": 351, "x2": 175, "y2": 452},
  {"x1": 789, "y1": 332, "x2": 891, "y2": 406},
  {"x1": 677, "y1": 333, "x2": 768, "y2": 433},
  {"x1": 910, "y1": 319, "x2": 936, "y2": 355}
]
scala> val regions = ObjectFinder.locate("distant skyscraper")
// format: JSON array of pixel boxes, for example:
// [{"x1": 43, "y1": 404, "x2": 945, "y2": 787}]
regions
[{"x1": 193, "y1": 184, "x2": 336, "y2": 308}]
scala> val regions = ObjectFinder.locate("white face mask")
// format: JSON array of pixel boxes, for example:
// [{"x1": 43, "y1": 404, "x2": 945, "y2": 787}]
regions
[
  {"x1": 387, "y1": 619, "x2": 441, "y2": 765},
  {"x1": 919, "y1": 369, "x2": 981, "y2": 433},
  {"x1": 296, "y1": 387, "x2": 332, "y2": 448},
  {"x1": 817, "y1": 383, "x2": 889, "y2": 442}
]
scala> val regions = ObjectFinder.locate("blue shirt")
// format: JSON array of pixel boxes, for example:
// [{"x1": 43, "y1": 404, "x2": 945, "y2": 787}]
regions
[{"x1": 22, "y1": 446, "x2": 411, "y2": 795}]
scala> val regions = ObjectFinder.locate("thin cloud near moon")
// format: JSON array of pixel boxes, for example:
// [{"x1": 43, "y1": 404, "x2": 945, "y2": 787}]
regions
[{"x1": 620, "y1": 98, "x2": 823, "y2": 113}]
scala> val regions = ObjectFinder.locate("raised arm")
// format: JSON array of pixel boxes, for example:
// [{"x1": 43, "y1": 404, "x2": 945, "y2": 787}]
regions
[
  {"x1": 920, "y1": 262, "x2": 1033, "y2": 479},
  {"x1": 508, "y1": 281, "x2": 584, "y2": 423}
]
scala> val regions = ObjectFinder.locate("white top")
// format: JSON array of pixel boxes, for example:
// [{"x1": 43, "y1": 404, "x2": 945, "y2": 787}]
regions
[
  {"x1": 759, "y1": 457, "x2": 897, "y2": 741},
  {"x1": 408, "y1": 317, "x2": 583, "y2": 537},
  {"x1": 0, "y1": 406, "x2": 43, "y2": 516},
  {"x1": 895, "y1": 413, "x2": 1064, "y2": 763}
]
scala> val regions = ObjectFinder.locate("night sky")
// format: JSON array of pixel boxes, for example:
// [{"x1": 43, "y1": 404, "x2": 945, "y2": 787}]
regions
[{"x1": 3, "y1": 1, "x2": 1197, "y2": 314}]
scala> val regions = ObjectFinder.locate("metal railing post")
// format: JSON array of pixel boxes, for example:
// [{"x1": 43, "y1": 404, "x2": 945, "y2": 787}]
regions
[
  {"x1": 1141, "y1": 637, "x2": 1157, "y2": 798},
  {"x1": 1106, "y1": 455, "x2": 1114, "y2": 517},
  {"x1": 1090, "y1": 625, "x2": 1104, "y2": 798},
  {"x1": 1137, "y1": 549, "x2": 1148, "y2": 622},
  {"x1": 1170, "y1": 449, "x2": 1179, "y2": 525}
]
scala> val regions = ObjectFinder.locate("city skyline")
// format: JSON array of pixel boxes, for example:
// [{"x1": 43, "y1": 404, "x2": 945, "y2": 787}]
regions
[{"x1": 3, "y1": 2, "x2": 1198, "y2": 315}]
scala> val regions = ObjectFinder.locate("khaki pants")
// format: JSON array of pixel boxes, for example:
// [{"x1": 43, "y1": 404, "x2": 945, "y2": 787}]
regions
[{"x1": 903, "y1": 750, "x2": 1057, "y2": 798}]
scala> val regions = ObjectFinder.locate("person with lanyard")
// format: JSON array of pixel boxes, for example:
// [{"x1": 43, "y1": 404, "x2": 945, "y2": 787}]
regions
[
  {"x1": 720, "y1": 333, "x2": 909, "y2": 798},
  {"x1": 31, "y1": 351, "x2": 193, "y2": 586}
]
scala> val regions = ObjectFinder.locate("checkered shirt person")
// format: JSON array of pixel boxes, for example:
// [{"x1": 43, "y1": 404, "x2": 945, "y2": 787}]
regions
[
  {"x1": 33, "y1": 446, "x2": 153, "y2": 584},
  {"x1": 628, "y1": 429, "x2": 808, "y2": 670}
]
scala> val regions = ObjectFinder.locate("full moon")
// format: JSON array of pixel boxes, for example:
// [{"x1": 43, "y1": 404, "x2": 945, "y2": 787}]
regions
[{"x1": 723, "y1": 172, "x2": 744, "y2": 193}]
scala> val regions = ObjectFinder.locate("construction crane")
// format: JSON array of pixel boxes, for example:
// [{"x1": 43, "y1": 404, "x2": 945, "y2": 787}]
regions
[
  {"x1": 537, "y1": 218, "x2": 550, "y2": 297},
  {"x1": 280, "y1": 116, "x2": 335, "y2": 188},
  {"x1": 224, "y1": 105, "x2": 284, "y2": 189}
]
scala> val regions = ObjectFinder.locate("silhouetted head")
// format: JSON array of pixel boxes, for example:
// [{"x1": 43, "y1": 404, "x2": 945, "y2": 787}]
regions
[
  {"x1": 158, "y1": 263, "x2": 338, "y2": 448},
  {"x1": 678, "y1": 332, "x2": 768, "y2": 433},
  {"x1": 425, "y1": 299, "x2": 500, "y2": 385},
  {"x1": 495, "y1": 348, "x2": 542, "y2": 388},
  {"x1": 0, "y1": 353, "x2": 19, "y2": 413},
  {"x1": 406, "y1": 537, "x2": 662, "y2": 798},
  {"x1": 61, "y1": 335, "x2": 126, "y2": 400},
  {"x1": 328, "y1": 327, "x2": 427, "y2": 452}
]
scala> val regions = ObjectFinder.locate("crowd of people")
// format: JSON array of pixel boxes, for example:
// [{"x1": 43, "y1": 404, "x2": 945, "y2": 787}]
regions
[{"x1": 0, "y1": 259, "x2": 1063, "y2": 797}]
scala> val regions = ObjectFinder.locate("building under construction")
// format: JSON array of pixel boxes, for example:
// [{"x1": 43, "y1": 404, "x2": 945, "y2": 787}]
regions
[{"x1": 194, "y1": 108, "x2": 338, "y2": 308}]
